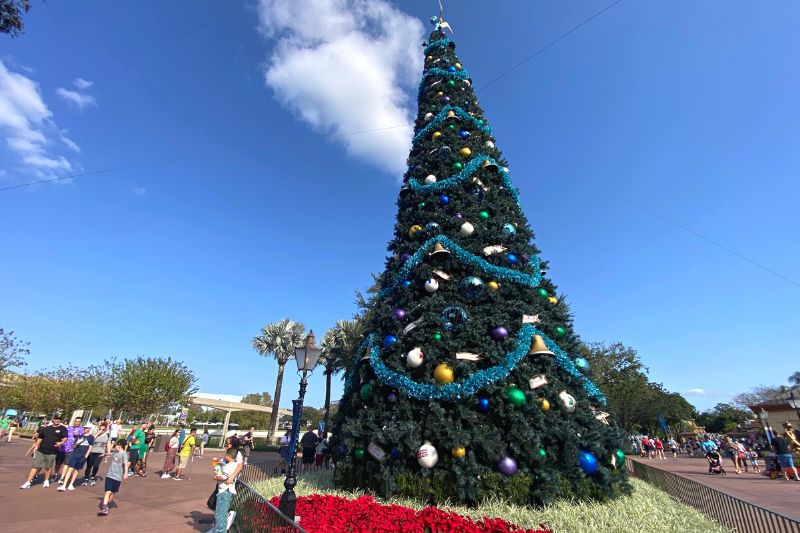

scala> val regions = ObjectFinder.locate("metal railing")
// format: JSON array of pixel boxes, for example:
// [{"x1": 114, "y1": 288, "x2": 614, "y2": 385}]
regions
[
  {"x1": 240, "y1": 458, "x2": 329, "y2": 484},
  {"x1": 230, "y1": 479, "x2": 306, "y2": 533},
  {"x1": 627, "y1": 458, "x2": 800, "y2": 533}
]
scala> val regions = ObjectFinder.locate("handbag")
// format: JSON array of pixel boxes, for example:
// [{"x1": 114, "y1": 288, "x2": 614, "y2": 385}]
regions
[{"x1": 207, "y1": 485, "x2": 218, "y2": 510}]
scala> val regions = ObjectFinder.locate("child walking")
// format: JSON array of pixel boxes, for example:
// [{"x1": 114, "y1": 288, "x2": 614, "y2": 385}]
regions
[
  {"x1": 746, "y1": 447, "x2": 760, "y2": 474},
  {"x1": 98, "y1": 440, "x2": 129, "y2": 516}
]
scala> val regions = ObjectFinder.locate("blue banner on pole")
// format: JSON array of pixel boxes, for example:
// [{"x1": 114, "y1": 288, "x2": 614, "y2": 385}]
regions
[
  {"x1": 288, "y1": 399, "x2": 303, "y2": 458},
  {"x1": 318, "y1": 421, "x2": 325, "y2": 434}
]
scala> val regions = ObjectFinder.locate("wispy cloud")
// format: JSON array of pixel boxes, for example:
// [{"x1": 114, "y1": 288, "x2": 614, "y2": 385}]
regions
[
  {"x1": 684, "y1": 388, "x2": 733, "y2": 398},
  {"x1": 257, "y1": 0, "x2": 424, "y2": 176},
  {"x1": 685, "y1": 388, "x2": 708, "y2": 396},
  {"x1": 74, "y1": 78, "x2": 93, "y2": 90},
  {"x1": 55, "y1": 88, "x2": 97, "y2": 110},
  {"x1": 0, "y1": 59, "x2": 79, "y2": 177},
  {"x1": 133, "y1": 186, "x2": 146, "y2": 195}
]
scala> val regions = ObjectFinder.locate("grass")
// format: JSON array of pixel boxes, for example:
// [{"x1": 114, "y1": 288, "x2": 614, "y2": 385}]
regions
[{"x1": 252, "y1": 470, "x2": 727, "y2": 533}]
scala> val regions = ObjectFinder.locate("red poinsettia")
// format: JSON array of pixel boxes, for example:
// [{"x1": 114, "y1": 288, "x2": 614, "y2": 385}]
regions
[{"x1": 267, "y1": 494, "x2": 551, "y2": 533}]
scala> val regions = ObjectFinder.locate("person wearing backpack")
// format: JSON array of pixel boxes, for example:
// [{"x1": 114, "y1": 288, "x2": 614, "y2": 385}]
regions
[
  {"x1": 160, "y1": 429, "x2": 180, "y2": 479},
  {"x1": 173, "y1": 428, "x2": 196, "y2": 480}
]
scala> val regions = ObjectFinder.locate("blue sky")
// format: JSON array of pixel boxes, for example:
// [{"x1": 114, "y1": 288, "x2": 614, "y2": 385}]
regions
[{"x1": 2, "y1": 1, "x2": 799, "y2": 414}]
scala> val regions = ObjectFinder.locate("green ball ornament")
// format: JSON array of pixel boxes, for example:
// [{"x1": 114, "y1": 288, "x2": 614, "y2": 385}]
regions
[
  {"x1": 537, "y1": 288, "x2": 549, "y2": 298},
  {"x1": 538, "y1": 448, "x2": 547, "y2": 458},
  {"x1": 507, "y1": 386, "x2": 526, "y2": 407},
  {"x1": 615, "y1": 449, "x2": 625, "y2": 462},
  {"x1": 354, "y1": 448, "x2": 365, "y2": 460},
  {"x1": 418, "y1": 201, "x2": 426, "y2": 208},
  {"x1": 453, "y1": 162, "x2": 463, "y2": 170},
  {"x1": 447, "y1": 79, "x2": 456, "y2": 87},
  {"x1": 447, "y1": 124, "x2": 456, "y2": 130},
  {"x1": 433, "y1": 332, "x2": 443, "y2": 341},
  {"x1": 360, "y1": 383, "x2": 372, "y2": 401},
  {"x1": 477, "y1": 119, "x2": 485, "y2": 126},
  {"x1": 554, "y1": 326, "x2": 566, "y2": 338},
  {"x1": 479, "y1": 211, "x2": 490, "y2": 220}
]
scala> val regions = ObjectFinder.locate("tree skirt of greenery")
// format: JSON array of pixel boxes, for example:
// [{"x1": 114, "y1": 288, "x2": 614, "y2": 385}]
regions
[{"x1": 252, "y1": 471, "x2": 727, "y2": 533}]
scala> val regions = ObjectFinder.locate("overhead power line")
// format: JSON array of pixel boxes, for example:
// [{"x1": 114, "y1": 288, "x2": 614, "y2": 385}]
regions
[{"x1": 0, "y1": 162, "x2": 165, "y2": 192}]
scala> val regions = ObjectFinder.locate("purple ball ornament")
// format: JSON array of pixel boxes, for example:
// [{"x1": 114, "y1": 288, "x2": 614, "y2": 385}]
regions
[
  {"x1": 387, "y1": 392, "x2": 398, "y2": 403},
  {"x1": 441, "y1": 96, "x2": 450, "y2": 104},
  {"x1": 490, "y1": 326, "x2": 509, "y2": 341},
  {"x1": 498, "y1": 456, "x2": 518, "y2": 476},
  {"x1": 454, "y1": 212, "x2": 463, "y2": 220},
  {"x1": 393, "y1": 308, "x2": 407, "y2": 320},
  {"x1": 520, "y1": 254, "x2": 530, "y2": 264},
  {"x1": 400, "y1": 253, "x2": 411, "y2": 262}
]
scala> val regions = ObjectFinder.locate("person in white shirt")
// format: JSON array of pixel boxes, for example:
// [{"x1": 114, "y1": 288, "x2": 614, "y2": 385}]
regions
[
  {"x1": 109, "y1": 420, "x2": 122, "y2": 442},
  {"x1": 212, "y1": 448, "x2": 243, "y2": 532}
]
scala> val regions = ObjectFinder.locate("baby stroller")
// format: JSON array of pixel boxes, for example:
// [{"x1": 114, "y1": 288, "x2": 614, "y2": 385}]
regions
[
  {"x1": 765, "y1": 453, "x2": 783, "y2": 479},
  {"x1": 706, "y1": 450, "x2": 726, "y2": 475}
]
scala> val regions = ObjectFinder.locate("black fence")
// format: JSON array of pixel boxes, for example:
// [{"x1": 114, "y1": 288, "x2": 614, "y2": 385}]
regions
[
  {"x1": 230, "y1": 479, "x2": 306, "y2": 533},
  {"x1": 627, "y1": 458, "x2": 800, "y2": 533},
  {"x1": 240, "y1": 458, "x2": 329, "y2": 484}
]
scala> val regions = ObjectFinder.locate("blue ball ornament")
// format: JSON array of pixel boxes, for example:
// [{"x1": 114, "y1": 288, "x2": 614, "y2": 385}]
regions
[
  {"x1": 506, "y1": 253, "x2": 518, "y2": 265},
  {"x1": 447, "y1": 66, "x2": 456, "y2": 72},
  {"x1": 401, "y1": 280, "x2": 412, "y2": 287},
  {"x1": 390, "y1": 447, "x2": 401, "y2": 459},
  {"x1": 459, "y1": 130, "x2": 470, "y2": 139},
  {"x1": 459, "y1": 276, "x2": 485, "y2": 299},
  {"x1": 502, "y1": 223, "x2": 517, "y2": 237},
  {"x1": 578, "y1": 450, "x2": 599, "y2": 475},
  {"x1": 439, "y1": 194, "x2": 450, "y2": 206},
  {"x1": 442, "y1": 306, "x2": 468, "y2": 331},
  {"x1": 383, "y1": 335, "x2": 398, "y2": 348},
  {"x1": 477, "y1": 397, "x2": 490, "y2": 412}
]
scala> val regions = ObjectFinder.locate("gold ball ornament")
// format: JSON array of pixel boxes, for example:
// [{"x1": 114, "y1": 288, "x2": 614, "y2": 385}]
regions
[
  {"x1": 487, "y1": 281, "x2": 499, "y2": 291},
  {"x1": 547, "y1": 296, "x2": 558, "y2": 304},
  {"x1": 433, "y1": 363, "x2": 455, "y2": 384},
  {"x1": 432, "y1": 131, "x2": 442, "y2": 140},
  {"x1": 451, "y1": 447, "x2": 466, "y2": 458},
  {"x1": 408, "y1": 225, "x2": 423, "y2": 237},
  {"x1": 455, "y1": 62, "x2": 462, "y2": 69},
  {"x1": 427, "y1": 55, "x2": 433, "y2": 61},
  {"x1": 436, "y1": 91, "x2": 444, "y2": 97},
  {"x1": 540, "y1": 399, "x2": 551, "y2": 412},
  {"x1": 459, "y1": 147, "x2": 471, "y2": 157}
]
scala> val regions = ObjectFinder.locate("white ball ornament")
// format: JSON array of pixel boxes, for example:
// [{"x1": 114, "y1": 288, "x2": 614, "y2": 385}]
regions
[
  {"x1": 424, "y1": 112, "x2": 434, "y2": 121},
  {"x1": 485, "y1": 141, "x2": 495, "y2": 149},
  {"x1": 424, "y1": 174, "x2": 437, "y2": 184},
  {"x1": 424, "y1": 278, "x2": 439, "y2": 293},
  {"x1": 416, "y1": 441, "x2": 439, "y2": 468},
  {"x1": 559, "y1": 390, "x2": 577, "y2": 413},
  {"x1": 459, "y1": 222, "x2": 475, "y2": 236},
  {"x1": 406, "y1": 347, "x2": 424, "y2": 368}
]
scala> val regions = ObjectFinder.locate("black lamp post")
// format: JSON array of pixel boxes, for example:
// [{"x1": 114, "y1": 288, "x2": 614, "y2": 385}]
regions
[
  {"x1": 278, "y1": 331, "x2": 322, "y2": 521},
  {"x1": 788, "y1": 390, "x2": 800, "y2": 423},
  {"x1": 758, "y1": 407, "x2": 772, "y2": 445}
]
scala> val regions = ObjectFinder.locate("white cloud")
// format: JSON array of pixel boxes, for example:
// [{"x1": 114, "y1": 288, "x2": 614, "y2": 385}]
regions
[
  {"x1": 0, "y1": 59, "x2": 79, "y2": 176},
  {"x1": 685, "y1": 388, "x2": 708, "y2": 396},
  {"x1": 74, "y1": 78, "x2": 93, "y2": 90},
  {"x1": 55, "y1": 87, "x2": 97, "y2": 110},
  {"x1": 133, "y1": 186, "x2": 146, "y2": 195},
  {"x1": 257, "y1": 0, "x2": 424, "y2": 176}
]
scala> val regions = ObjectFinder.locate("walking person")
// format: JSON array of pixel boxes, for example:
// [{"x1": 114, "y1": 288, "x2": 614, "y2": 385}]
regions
[
  {"x1": 84, "y1": 423, "x2": 112, "y2": 485},
  {"x1": 7, "y1": 416, "x2": 19, "y2": 442},
  {"x1": 58, "y1": 430, "x2": 94, "y2": 491},
  {"x1": 241, "y1": 427, "x2": 254, "y2": 465},
  {"x1": 746, "y1": 446, "x2": 760, "y2": 474},
  {"x1": 173, "y1": 428, "x2": 196, "y2": 480},
  {"x1": 278, "y1": 430, "x2": 290, "y2": 474},
  {"x1": 109, "y1": 419, "x2": 122, "y2": 443},
  {"x1": 772, "y1": 431, "x2": 800, "y2": 481},
  {"x1": 668, "y1": 438, "x2": 679, "y2": 459},
  {"x1": 211, "y1": 447, "x2": 243, "y2": 532},
  {"x1": 641, "y1": 435, "x2": 652, "y2": 459},
  {"x1": 300, "y1": 428, "x2": 319, "y2": 465},
  {"x1": 0, "y1": 415, "x2": 11, "y2": 442},
  {"x1": 97, "y1": 440, "x2": 130, "y2": 516},
  {"x1": 723, "y1": 437, "x2": 741, "y2": 474},
  {"x1": 129, "y1": 422, "x2": 149, "y2": 477},
  {"x1": 57, "y1": 416, "x2": 85, "y2": 483},
  {"x1": 20, "y1": 414, "x2": 67, "y2": 489},
  {"x1": 160, "y1": 429, "x2": 180, "y2": 479},
  {"x1": 736, "y1": 440, "x2": 749, "y2": 473},
  {"x1": 200, "y1": 429, "x2": 209, "y2": 457},
  {"x1": 654, "y1": 437, "x2": 665, "y2": 460},
  {"x1": 315, "y1": 434, "x2": 328, "y2": 468}
]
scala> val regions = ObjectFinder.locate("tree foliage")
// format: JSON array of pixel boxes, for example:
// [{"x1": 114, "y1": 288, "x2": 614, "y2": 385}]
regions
[
  {"x1": 111, "y1": 356, "x2": 197, "y2": 417},
  {"x1": 0, "y1": 327, "x2": 30, "y2": 374},
  {"x1": 696, "y1": 403, "x2": 753, "y2": 433},
  {"x1": 241, "y1": 391, "x2": 273, "y2": 406},
  {"x1": 579, "y1": 342, "x2": 696, "y2": 434},
  {"x1": 0, "y1": 0, "x2": 30, "y2": 37}
]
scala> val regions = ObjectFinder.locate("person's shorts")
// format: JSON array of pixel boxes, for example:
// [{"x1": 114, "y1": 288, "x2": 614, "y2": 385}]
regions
[
  {"x1": 178, "y1": 454, "x2": 190, "y2": 468},
  {"x1": 104, "y1": 477, "x2": 122, "y2": 493},
  {"x1": 778, "y1": 454, "x2": 796, "y2": 469},
  {"x1": 32, "y1": 452, "x2": 56, "y2": 469},
  {"x1": 55, "y1": 450, "x2": 66, "y2": 465},
  {"x1": 67, "y1": 453, "x2": 87, "y2": 469},
  {"x1": 242, "y1": 445, "x2": 251, "y2": 458}
]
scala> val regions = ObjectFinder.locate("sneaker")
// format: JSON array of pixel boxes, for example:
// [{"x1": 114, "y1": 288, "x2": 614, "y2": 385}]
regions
[
  {"x1": 57, "y1": 485, "x2": 66, "y2": 492},
  {"x1": 98, "y1": 506, "x2": 109, "y2": 516},
  {"x1": 90, "y1": 479, "x2": 96, "y2": 486},
  {"x1": 173, "y1": 476, "x2": 183, "y2": 481},
  {"x1": 20, "y1": 481, "x2": 31, "y2": 489},
  {"x1": 67, "y1": 485, "x2": 75, "y2": 491},
  {"x1": 42, "y1": 480, "x2": 50, "y2": 488},
  {"x1": 58, "y1": 479, "x2": 64, "y2": 485},
  {"x1": 161, "y1": 473, "x2": 171, "y2": 479}
]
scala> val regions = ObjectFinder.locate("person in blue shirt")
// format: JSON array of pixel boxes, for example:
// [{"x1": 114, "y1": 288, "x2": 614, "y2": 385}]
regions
[{"x1": 700, "y1": 436, "x2": 717, "y2": 453}]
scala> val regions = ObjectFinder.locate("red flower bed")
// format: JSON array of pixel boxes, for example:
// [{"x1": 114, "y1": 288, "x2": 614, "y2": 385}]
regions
[{"x1": 268, "y1": 494, "x2": 551, "y2": 533}]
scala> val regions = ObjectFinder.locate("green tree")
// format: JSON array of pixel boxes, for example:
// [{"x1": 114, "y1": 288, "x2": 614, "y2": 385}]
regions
[
  {"x1": 696, "y1": 403, "x2": 752, "y2": 433},
  {"x1": 252, "y1": 318, "x2": 305, "y2": 440},
  {"x1": 0, "y1": 327, "x2": 30, "y2": 374},
  {"x1": 320, "y1": 319, "x2": 362, "y2": 432},
  {"x1": 789, "y1": 371, "x2": 800, "y2": 387},
  {"x1": 110, "y1": 356, "x2": 197, "y2": 418},
  {"x1": 333, "y1": 21, "x2": 628, "y2": 505},
  {"x1": 0, "y1": 0, "x2": 31, "y2": 37},
  {"x1": 241, "y1": 391, "x2": 273, "y2": 406}
]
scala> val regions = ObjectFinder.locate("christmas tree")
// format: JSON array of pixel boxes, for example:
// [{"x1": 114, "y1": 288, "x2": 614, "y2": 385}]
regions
[{"x1": 332, "y1": 16, "x2": 629, "y2": 505}]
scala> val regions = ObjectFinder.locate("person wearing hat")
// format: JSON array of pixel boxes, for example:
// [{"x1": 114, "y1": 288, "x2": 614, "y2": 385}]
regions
[{"x1": 20, "y1": 415, "x2": 67, "y2": 489}]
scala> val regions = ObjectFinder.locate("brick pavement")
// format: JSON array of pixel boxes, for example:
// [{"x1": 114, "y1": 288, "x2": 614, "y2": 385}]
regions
[
  {"x1": 0, "y1": 438, "x2": 219, "y2": 532},
  {"x1": 629, "y1": 453, "x2": 800, "y2": 521}
]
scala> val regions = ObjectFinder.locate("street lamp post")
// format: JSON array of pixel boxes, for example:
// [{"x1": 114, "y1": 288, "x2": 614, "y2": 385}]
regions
[
  {"x1": 787, "y1": 391, "x2": 800, "y2": 423},
  {"x1": 758, "y1": 408, "x2": 772, "y2": 445},
  {"x1": 278, "y1": 331, "x2": 322, "y2": 521}
]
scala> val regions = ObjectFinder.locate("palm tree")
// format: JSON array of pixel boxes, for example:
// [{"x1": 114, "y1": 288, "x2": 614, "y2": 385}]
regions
[
  {"x1": 320, "y1": 319, "x2": 363, "y2": 432},
  {"x1": 789, "y1": 371, "x2": 800, "y2": 387},
  {"x1": 253, "y1": 318, "x2": 305, "y2": 441}
]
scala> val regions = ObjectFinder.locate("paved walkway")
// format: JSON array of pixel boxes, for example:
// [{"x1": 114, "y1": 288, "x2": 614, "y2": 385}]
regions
[
  {"x1": 629, "y1": 454, "x2": 800, "y2": 521},
  {"x1": 0, "y1": 438, "x2": 222, "y2": 532}
]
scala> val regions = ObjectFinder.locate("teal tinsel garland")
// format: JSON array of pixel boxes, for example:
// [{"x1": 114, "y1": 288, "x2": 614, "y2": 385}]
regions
[
  {"x1": 412, "y1": 104, "x2": 490, "y2": 145},
  {"x1": 407, "y1": 154, "x2": 520, "y2": 206}
]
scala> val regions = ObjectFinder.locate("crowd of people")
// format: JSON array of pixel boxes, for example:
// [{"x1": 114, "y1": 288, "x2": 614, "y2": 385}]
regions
[{"x1": 630, "y1": 430, "x2": 800, "y2": 481}]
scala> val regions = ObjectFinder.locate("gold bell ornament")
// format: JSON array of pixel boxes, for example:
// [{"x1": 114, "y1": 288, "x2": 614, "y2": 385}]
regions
[
  {"x1": 432, "y1": 131, "x2": 442, "y2": 140},
  {"x1": 540, "y1": 398, "x2": 551, "y2": 412},
  {"x1": 408, "y1": 225, "x2": 423, "y2": 237},
  {"x1": 451, "y1": 447, "x2": 466, "y2": 458},
  {"x1": 529, "y1": 335, "x2": 554, "y2": 356},
  {"x1": 459, "y1": 147, "x2": 471, "y2": 157},
  {"x1": 430, "y1": 242, "x2": 450, "y2": 257},
  {"x1": 547, "y1": 296, "x2": 558, "y2": 305}
]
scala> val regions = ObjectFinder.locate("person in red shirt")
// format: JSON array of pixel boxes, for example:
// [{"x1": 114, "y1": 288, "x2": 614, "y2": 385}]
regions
[
  {"x1": 641, "y1": 436, "x2": 653, "y2": 459},
  {"x1": 654, "y1": 437, "x2": 665, "y2": 460}
]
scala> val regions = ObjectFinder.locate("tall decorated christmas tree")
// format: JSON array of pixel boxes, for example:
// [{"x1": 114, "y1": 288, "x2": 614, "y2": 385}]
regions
[{"x1": 332, "y1": 16, "x2": 629, "y2": 505}]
